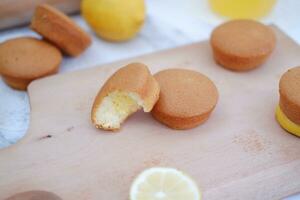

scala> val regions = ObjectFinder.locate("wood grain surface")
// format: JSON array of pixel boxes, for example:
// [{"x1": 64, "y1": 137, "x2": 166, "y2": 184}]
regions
[
  {"x1": 0, "y1": 0, "x2": 80, "y2": 30},
  {"x1": 0, "y1": 27, "x2": 299, "y2": 200}
]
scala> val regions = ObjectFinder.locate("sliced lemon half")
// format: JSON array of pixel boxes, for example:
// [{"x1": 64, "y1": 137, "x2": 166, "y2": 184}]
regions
[{"x1": 130, "y1": 167, "x2": 201, "y2": 200}]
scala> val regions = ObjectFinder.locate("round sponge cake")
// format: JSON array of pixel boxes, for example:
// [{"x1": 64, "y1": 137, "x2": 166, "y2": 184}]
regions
[
  {"x1": 276, "y1": 66, "x2": 300, "y2": 137},
  {"x1": 31, "y1": 4, "x2": 92, "y2": 57},
  {"x1": 151, "y1": 68, "x2": 218, "y2": 130},
  {"x1": 0, "y1": 37, "x2": 62, "y2": 90},
  {"x1": 210, "y1": 19, "x2": 276, "y2": 71}
]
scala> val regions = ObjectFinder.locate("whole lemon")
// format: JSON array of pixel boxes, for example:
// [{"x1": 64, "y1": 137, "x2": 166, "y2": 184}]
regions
[{"x1": 81, "y1": 0, "x2": 146, "y2": 42}]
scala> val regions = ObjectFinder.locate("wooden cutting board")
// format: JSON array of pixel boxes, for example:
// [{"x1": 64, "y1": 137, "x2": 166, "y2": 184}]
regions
[
  {"x1": 0, "y1": 0, "x2": 80, "y2": 30},
  {"x1": 0, "y1": 26, "x2": 300, "y2": 200}
]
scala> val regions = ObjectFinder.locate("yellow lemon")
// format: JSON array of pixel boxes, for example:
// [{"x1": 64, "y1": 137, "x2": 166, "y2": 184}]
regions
[
  {"x1": 209, "y1": 0, "x2": 276, "y2": 19},
  {"x1": 276, "y1": 105, "x2": 300, "y2": 137},
  {"x1": 130, "y1": 167, "x2": 201, "y2": 200},
  {"x1": 81, "y1": 0, "x2": 145, "y2": 41}
]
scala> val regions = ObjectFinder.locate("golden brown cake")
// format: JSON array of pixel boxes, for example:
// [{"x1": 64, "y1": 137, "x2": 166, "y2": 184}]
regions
[
  {"x1": 5, "y1": 190, "x2": 62, "y2": 200},
  {"x1": 151, "y1": 68, "x2": 218, "y2": 130},
  {"x1": 31, "y1": 4, "x2": 92, "y2": 57},
  {"x1": 276, "y1": 66, "x2": 300, "y2": 137},
  {"x1": 91, "y1": 63, "x2": 160, "y2": 131},
  {"x1": 210, "y1": 19, "x2": 276, "y2": 71},
  {"x1": 0, "y1": 37, "x2": 62, "y2": 90}
]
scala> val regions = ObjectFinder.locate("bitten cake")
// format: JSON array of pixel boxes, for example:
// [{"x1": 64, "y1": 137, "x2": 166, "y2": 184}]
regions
[{"x1": 91, "y1": 63, "x2": 160, "y2": 131}]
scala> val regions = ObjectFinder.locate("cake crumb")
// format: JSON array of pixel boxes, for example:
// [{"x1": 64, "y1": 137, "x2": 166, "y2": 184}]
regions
[
  {"x1": 233, "y1": 130, "x2": 266, "y2": 153},
  {"x1": 66, "y1": 126, "x2": 74, "y2": 132},
  {"x1": 38, "y1": 134, "x2": 53, "y2": 140}
]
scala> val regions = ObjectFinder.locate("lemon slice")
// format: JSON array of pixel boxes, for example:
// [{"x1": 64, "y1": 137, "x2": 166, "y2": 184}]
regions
[{"x1": 130, "y1": 167, "x2": 201, "y2": 200}]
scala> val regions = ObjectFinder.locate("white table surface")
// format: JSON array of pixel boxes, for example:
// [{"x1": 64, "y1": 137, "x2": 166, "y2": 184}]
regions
[{"x1": 0, "y1": 0, "x2": 299, "y2": 198}]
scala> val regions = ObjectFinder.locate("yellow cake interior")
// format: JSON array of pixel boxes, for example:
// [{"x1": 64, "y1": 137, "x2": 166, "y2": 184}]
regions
[{"x1": 94, "y1": 91, "x2": 144, "y2": 129}]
